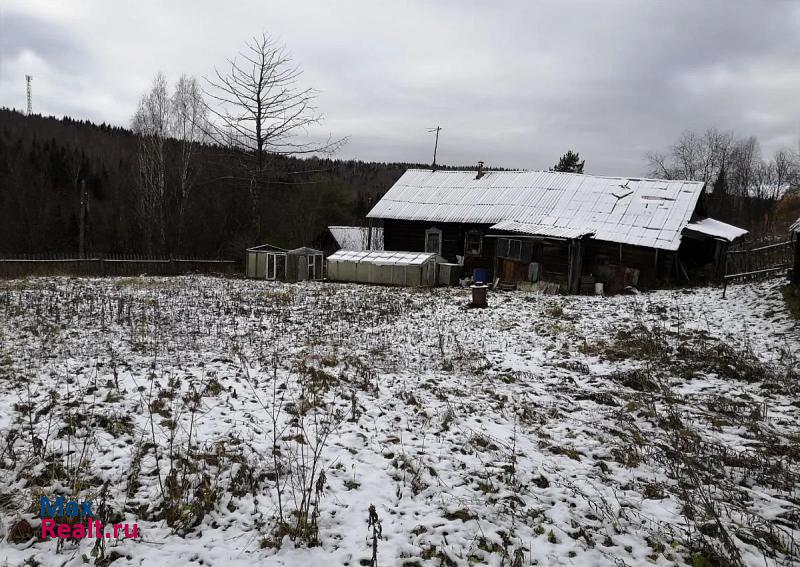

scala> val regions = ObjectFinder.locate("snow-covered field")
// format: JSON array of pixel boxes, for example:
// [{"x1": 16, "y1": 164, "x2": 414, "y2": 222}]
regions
[{"x1": 0, "y1": 276, "x2": 797, "y2": 567}]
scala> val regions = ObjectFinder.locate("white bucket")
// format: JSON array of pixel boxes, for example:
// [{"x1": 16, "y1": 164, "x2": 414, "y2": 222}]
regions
[{"x1": 594, "y1": 283, "x2": 604, "y2": 295}]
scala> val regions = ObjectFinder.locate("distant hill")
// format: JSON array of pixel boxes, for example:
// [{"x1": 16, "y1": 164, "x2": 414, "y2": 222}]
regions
[{"x1": 0, "y1": 108, "x2": 444, "y2": 256}]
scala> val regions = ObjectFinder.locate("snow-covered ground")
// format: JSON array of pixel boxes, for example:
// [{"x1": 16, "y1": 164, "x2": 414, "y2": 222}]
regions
[{"x1": 0, "y1": 277, "x2": 797, "y2": 567}]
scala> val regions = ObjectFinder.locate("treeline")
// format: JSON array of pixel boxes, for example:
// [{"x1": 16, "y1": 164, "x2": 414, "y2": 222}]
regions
[
  {"x1": 647, "y1": 128, "x2": 800, "y2": 239},
  {"x1": 0, "y1": 108, "x2": 431, "y2": 257}
]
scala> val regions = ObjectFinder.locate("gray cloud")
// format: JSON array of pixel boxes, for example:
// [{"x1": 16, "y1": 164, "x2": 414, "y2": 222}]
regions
[
  {"x1": 0, "y1": 11, "x2": 79, "y2": 63},
  {"x1": 2, "y1": 0, "x2": 799, "y2": 176}
]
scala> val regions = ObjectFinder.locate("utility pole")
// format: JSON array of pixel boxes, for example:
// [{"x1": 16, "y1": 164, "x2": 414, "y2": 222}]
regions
[
  {"x1": 366, "y1": 195, "x2": 374, "y2": 250},
  {"x1": 25, "y1": 75, "x2": 33, "y2": 115},
  {"x1": 79, "y1": 180, "x2": 88, "y2": 259},
  {"x1": 427, "y1": 126, "x2": 441, "y2": 169}
]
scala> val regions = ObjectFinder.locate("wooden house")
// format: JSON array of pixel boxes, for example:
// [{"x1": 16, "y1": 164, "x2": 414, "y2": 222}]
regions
[{"x1": 366, "y1": 168, "x2": 747, "y2": 293}]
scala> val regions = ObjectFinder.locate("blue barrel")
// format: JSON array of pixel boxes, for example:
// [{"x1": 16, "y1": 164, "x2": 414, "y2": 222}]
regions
[{"x1": 473, "y1": 268, "x2": 489, "y2": 284}]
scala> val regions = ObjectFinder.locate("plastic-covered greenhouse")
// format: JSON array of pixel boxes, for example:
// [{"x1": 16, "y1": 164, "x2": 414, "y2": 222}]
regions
[{"x1": 327, "y1": 250, "x2": 437, "y2": 286}]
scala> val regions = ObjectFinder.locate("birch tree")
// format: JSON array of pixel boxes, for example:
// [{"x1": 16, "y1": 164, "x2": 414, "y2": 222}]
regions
[
  {"x1": 132, "y1": 72, "x2": 170, "y2": 253},
  {"x1": 132, "y1": 73, "x2": 207, "y2": 254},
  {"x1": 171, "y1": 75, "x2": 207, "y2": 251}
]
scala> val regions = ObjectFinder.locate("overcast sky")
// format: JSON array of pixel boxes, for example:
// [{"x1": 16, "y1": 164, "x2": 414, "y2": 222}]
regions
[{"x1": 2, "y1": 0, "x2": 799, "y2": 176}]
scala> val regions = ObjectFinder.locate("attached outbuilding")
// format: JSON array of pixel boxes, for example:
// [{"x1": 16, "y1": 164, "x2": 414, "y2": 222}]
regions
[
  {"x1": 327, "y1": 250, "x2": 438, "y2": 286},
  {"x1": 245, "y1": 244, "x2": 323, "y2": 282}
]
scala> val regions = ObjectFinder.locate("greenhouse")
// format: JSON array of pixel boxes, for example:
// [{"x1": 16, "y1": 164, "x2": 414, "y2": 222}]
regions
[{"x1": 326, "y1": 250, "x2": 438, "y2": 286}]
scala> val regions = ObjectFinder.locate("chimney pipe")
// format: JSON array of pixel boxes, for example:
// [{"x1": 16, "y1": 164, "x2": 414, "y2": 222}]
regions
[{"x1": 476, "y1": 161, "x2": 484, "y2": 179}]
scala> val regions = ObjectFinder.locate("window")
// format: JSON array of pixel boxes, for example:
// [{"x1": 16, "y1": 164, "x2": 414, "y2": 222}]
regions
[
  {"x1": 464, "y1": 230, "x2": 483, "y2": 256},
  {"x1": 425, "y1": 228, "x2": 442, "y2": 255}
]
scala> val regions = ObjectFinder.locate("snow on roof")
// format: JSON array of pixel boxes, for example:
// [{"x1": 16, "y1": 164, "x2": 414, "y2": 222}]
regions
[
  {"x1": 490, "y1": 220, "x2": 594, "y2": 240},
  {"x1": 790, "y1": 217, "x2": 800, "y2": 233},
  {"x1": 684, "y1": 218, "x2": 748, "y2": 242},
  {"x1": 328, "y1": 226, "x2": 384, "y2": 251},
  {"x1": 288, "y1": 246, "x2": 323, "y2": 255},
  {"x1": 246, "y1": 243, "x2": 287, "y2": 252},
  {"x1": 367, "y1": 169, "x2": 709, "y2": 250},
  {"x1": 327, "y1": 250, "x2": 436, "y2": 266}
]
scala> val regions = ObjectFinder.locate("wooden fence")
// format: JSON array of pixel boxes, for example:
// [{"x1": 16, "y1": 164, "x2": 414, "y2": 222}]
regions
[
  {"x1": 722, "y1": 240, "x2": 793, "y2": 297},
  {"x1": 0, "y1": 253, "x2": 240, "y2": 279}
]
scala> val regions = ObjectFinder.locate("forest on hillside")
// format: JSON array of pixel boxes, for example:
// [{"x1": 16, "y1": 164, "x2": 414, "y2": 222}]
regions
[
  {"x1": 2, "y1": 110, "x2": 798, "y2": 258},
  {"x1": 0, "y1": 108, "x2": 432, "y2": 257}
]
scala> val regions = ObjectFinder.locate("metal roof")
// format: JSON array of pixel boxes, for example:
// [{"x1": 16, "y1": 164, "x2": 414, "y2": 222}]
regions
[
  {"x1": 288, "y1": 246, "x2": 323, "y2": 255},
  {"x1": 684, "y1": 218, "x2": 748, "y2": 242},
  {"x1": 246, "y1": 244, "x2": 287, "y2": 252},
  {"x1": 327, "y1": 250, "x2": 436, "y2": 266},
  {"x1": 367, "y1": 169, "x2": 708, "y2": 250},
  {"x1": 790, "y1": 217, "x2": 800, "y2": 233},
  {"x1": 490, "y1": 220, "x2": 594, "y2": 240},
  {"x1": 328, "y1": 226, "x2": 385, "y2": 251}
]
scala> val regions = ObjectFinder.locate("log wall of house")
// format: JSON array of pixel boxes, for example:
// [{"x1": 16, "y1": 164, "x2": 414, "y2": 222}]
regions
[
  {"x1": 382, "y1": 219, "x2": 496, "y2": 276},
  {"x1": 583, "y1": 240, "x2": 674, "y2": 293},
  {"x1": 383, "y1": 218, "x2": 683, "y2": 292},
  {"x1": 541, "y1": 242, "x2": 570, "y2": 286}
]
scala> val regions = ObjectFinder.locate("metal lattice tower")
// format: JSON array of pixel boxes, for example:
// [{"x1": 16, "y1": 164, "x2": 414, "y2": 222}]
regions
[{"x1": 25, "y1": 75, "x2": 33, "y2": 115}]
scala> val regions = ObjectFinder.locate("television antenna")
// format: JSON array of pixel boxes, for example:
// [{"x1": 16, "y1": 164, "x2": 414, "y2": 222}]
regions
[
  {"x1": 427, "y1": 125, "x2": 441, "y2": 169},
  {"x1": 25, "y1": 75, "x2": 33, "y2": 115}
]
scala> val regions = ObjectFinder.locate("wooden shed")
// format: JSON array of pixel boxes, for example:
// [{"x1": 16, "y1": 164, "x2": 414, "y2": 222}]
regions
[{"x1": 245, "y1": 244, "x2": 323, "y2": 282}]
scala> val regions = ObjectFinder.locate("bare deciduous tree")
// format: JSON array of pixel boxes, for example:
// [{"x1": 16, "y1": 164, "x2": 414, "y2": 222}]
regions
[
  {"x1": 647, "y1": 128, "x2": 799, "y2": 236},
  {"x1": 204, "y1": 32, "x2": 345, "y2": 238},
  {"x1": 647, "y1": 128, "x2": 733, "y2": 184},
  {"x1": 172, "y1": 75, "x2": 207, "y2": 251},
  {"x1": 772, "y1": 148, "x2": 799, "y2": 195},
  {"x1": 132, "y1": 72, "x2": 170, "y2": 253},
  {"x1": 132, "y1": 73, "x2": 207, "y2": 254},
  {"x1": 727, "y1": 136, "x2": 761, "y2": 200}
]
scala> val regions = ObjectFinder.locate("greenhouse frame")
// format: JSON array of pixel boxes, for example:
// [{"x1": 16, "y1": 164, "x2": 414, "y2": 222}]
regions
[{"x1": 327, "y1": 250, "x2": 438, "y2": 286}]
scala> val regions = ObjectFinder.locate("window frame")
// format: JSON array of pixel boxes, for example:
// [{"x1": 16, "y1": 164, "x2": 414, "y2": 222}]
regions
[
  {"x1": 464, "y1": 230, "x2": 483, "y2": 256},
  {"x1": 424, "y1": 227, "x2": 442, "y2": 255}
]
